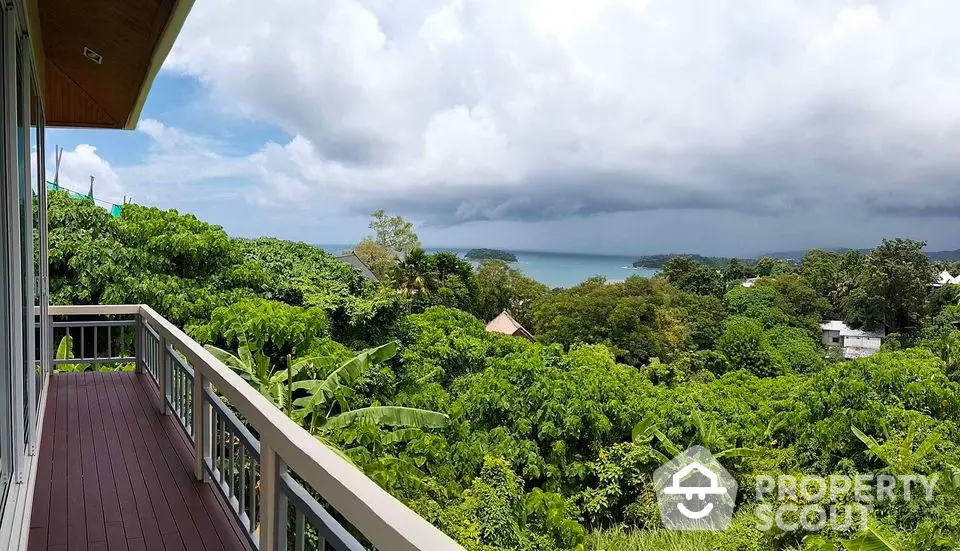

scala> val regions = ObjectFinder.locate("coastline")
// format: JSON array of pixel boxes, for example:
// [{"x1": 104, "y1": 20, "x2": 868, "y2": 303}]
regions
[{"x1": 316, "y1": 244, "x2": 657, "y2": 288}]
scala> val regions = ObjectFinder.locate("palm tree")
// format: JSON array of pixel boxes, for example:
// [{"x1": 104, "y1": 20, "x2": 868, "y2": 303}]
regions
[{"x1": 390, "y1": 248, "x2": 438, "y2": 298}]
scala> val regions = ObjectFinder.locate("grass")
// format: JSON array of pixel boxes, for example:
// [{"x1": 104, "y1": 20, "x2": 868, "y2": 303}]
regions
[{"x1": 586, "y1": 527, "x2": 715, "y2": 551}]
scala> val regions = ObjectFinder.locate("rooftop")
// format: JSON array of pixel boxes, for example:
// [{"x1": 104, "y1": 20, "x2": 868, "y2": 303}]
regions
[
  {"x1": 485, "y1": 311, "x2": 535, "y2": 341},
  {"x1": 820, "y1": 320, "x2": 885, "y2": 339},
  {"x1": 336, "y1": 253, "x2": 379, "y2": 282}
]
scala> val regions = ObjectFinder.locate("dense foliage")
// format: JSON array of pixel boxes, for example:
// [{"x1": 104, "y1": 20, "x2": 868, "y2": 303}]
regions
[
  {"x1": 465, "y1": 248, "x2": 518, "y2": 262},
  {"x1": 50, "y1": 192, "x2": 960, "y2": 550},
  {"x1": 633, "y1": 254, "x2": 743, "y2": 269}
]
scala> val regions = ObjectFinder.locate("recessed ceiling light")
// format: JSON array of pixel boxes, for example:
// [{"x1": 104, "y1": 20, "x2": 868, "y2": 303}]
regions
[{"x1": 82, "y1": 47, "x2": 102, "y2": 64}]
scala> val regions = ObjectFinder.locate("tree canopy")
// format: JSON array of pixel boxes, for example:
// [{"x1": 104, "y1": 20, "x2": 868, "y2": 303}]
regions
[{"x1": 48, "y1": 194, "x2": 960, "y2": 551}]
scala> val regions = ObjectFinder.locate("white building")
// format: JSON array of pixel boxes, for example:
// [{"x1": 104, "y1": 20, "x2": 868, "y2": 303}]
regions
[
  {"x1": 741, "y1": 277, "x2": 759, "y2": 288},
  {"x1": 933, "y1": 270, "x2": 960, "y2": 288},
  {"x1": 820, "y1": 321, "x2": 885, "y2": 359}
]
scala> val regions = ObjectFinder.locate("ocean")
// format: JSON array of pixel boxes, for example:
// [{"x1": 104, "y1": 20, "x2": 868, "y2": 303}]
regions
[{"x1": 318, "y1": 244, "x2": 657, "y2": 288}]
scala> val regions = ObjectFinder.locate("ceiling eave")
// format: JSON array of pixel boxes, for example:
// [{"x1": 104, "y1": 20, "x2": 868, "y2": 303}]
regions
[{"x1": 123, "y1": 0, "x2": 195, "y2": 130}]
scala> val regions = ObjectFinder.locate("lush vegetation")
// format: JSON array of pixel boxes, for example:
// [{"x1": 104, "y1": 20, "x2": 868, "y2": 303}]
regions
[
  {"x1": 465, "y1": 248, "x2": 518, "y2": 262},
  {"x1": 49, "y1": 191, "x2": 960, "y2": 550},
  {"x1": 632, "y1": 254, "x2": 745, "y2": 269}
]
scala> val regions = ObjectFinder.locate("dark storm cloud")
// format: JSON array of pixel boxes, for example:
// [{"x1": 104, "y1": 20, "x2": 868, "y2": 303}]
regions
[
  {"x1": 151, "y1": 0, "x2": 960, "y2": 250},
  {"x1": 366, "y1": 169, "x2": 797, "y2": 227}
]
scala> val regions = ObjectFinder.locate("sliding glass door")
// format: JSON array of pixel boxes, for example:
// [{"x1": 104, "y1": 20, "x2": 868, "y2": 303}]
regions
[
  {"x1": 0, "y1": 3, "x2": 9, "y2": 519},
  {"x1": 32, "y1": 73, "x2": 46, "y2": 418},
  {"x1": 0, "y1": 0, "x2": 44, "y2": 527}
]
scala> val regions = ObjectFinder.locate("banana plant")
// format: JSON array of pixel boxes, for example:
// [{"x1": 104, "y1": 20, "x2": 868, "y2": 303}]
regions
[
  {"x1": 205, "y1": 336, "x2": 322, "y2": 413},
  {"x1": 291, "y1": 341, "x2": 449, "y2": 435},
  {"x1": 803, "y1": 535, "x2": 839, "y2": 551},
  {"x1": 632, "y1": 410, "x2": 762, "y2": 462},
  {"x1": 802, "y1": 522, "x2": 902, "y2": 551},
  {"x1": 843, "y1": 524, "x2": 901, "y2": 551},
  {"x1": 55, "y1": 335, "x2": 84, "y2": 373},
  {"x1": 946, "y1": 462, "x2": 960, "y2": 489},
  {"x1": 851, "y1": 424, "x2": 940, "y2": 475}
]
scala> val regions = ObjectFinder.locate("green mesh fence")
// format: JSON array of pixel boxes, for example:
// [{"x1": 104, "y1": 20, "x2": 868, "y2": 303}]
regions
[{"x1": 46, "y1": 181, "x2": 123, "y2": 218}]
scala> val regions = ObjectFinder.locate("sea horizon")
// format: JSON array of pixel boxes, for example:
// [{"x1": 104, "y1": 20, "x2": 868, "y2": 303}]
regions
[{"x1": 317, "y1": 244, "x2": 657, "y2": 288}]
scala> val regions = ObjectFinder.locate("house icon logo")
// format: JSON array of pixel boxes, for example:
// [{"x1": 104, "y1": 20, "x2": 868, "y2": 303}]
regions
[{"x1": 654, "y1": 446, "x2": 737, "y2": 530}]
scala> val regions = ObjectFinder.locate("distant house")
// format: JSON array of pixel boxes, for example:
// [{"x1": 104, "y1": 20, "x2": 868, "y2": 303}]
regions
[
  {"x1": 336, "y1": 253, "x2": 379, "y2": 282},
  {"x1": 820, "y1": 320, "x2": 884, "y2": 359},
  {"x1": 933, "y1": 270, "x2": 960, "y2": 288},
  {"x1": 485, "y1": 311, "x2": 535, "y2": 341},
  {"x1": 741, "y1": 277, "x2": 759, "y2": 288}
]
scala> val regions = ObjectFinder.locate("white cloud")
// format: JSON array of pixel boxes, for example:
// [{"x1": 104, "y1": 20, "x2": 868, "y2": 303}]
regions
[
  {"x1": 151, "y1": 0, "x2": 960, "y2": 225},
  {"x1": 419, "y1": 0, "x2": 465, "y2": 47},
  {"x1": 54, "y1": 145, "x2": 125, "y2": 205}
]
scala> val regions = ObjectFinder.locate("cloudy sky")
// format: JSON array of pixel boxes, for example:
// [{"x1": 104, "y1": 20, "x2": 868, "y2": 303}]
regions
[{"x1": 48, "y1": 0, "x2": 960, "y2": 256}]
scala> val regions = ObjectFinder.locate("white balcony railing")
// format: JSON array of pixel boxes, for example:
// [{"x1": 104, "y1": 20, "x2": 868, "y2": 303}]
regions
[{"x1": 47, "y1": 304, "x2": 463, "y2": 551}]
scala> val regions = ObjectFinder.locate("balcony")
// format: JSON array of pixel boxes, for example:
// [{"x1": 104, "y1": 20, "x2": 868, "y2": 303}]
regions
[{"x1": 26, "y1": 305, "x2": 461, "y2": 551}]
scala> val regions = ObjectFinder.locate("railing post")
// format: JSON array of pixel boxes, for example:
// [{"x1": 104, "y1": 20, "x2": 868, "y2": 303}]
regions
[
  {"x1": 134, "y1": 313, "x2": 144, "y2": 374},
  {"x1": 194, "y1": 373, "x2": 211, "y2": 482},
  {"x1": 259, "y1": 444, "x2": 280, "y2": 551},
  {"x1": 158, "y1": 334, "x2": 170, "y2": 415},
  {"x1": 276, "y1": 463, "x2": 288, "y2": 551}
]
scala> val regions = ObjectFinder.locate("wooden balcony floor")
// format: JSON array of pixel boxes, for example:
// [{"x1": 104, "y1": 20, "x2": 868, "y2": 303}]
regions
[{"x1": 28, "y1": 372, "x2": 250, "y2": 551}]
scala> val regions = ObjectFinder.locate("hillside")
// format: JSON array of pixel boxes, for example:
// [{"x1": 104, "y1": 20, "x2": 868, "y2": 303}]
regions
[
  {"x1": 47, "y1": 195, "x2": 960, "y2": 551},
  {"x1": 633, "y1": 253, "x2": 741, "y2": 268},
  {"x1": 764, "y1": 247, "x2": 960, "y2": 261},
  {"x1": 639, "y1": 247, "x2": 960, "y2": 267}
]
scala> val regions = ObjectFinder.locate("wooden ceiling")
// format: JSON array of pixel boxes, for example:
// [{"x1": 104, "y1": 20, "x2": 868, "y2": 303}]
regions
[{"x1": 38, "y1": 0, "x2": 182, "y2": 129}]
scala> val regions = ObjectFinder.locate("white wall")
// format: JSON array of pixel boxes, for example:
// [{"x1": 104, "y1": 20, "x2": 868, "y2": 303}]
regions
[
  {"x1": 843, "y1": 336, "x2": 882, "y2": 350},
  {"x1": 822, "y1": 330, "x2": 842, "y2": 347}
]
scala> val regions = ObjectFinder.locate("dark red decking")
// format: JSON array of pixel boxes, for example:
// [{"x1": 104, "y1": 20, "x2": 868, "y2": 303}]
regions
[{"x1": 28, "y1": 371, "x2": 250, "y2": 551}]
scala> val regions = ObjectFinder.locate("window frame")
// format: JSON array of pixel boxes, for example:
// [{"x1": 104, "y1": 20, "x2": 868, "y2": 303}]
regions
[{"x1": 0, "y1": 3, "x2": 44, "y2": 535}]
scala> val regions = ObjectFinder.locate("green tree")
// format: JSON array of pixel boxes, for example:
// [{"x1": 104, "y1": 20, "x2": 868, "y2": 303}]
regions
[
  {"x1": 369, "y1": 209, "x2": 421, "y2": 257},
  {"x1": 432, "y1": 251, "x2": 474, "y2": 282},
  {"x1": 851, "y1": 423, "x2": 942, "y2": 475},
  {"x1": 722, "y1": 258, "x2": 752, "y2": 283},
  {"x1": 660, "y1": 256, "x2": 724, "y2": 297},
  {"x1": 441, "y1": 456, "x2": 584, "y2": 551},
  {"x1": 801, "y1": 249, "x2": 843, "y2": 300},
  {"x1": 352, "y1": 211, "x2": 422, "y2": 281},
  {"x1": 716, "y1": 316, "x2": 783, "y2": 377},
  {"x1": 677, "y1": 293, "x2": 727, "y2": 350},
  {"x1": 723, "y1": 286, "x2": 789, "y2": 329},
  {"x1": 791, "y1": 348, "x2": 959, "y2": 471},
  {"x1": 353, "y1": 239, "x2": 396, "y2": 281},
  {"x1": 531, "y1": 277, "x2": 691, "y2": 365},
  {"x1": 475, "y1": 260, "x2": 548, "y2": 328},
  {"x1": 759, "y1": 274, "x2": 831, "y2": 325},
  {"x1": 933, "y1": 330, "x2": 960, "y2": 380},
  {"x1": 766, "y1": 326, "x2": 824, "y2": 373},
  {"x1": 845, "y1": 239, "x2": 933, "y2": 333},
  {"x1": 753, "y1": 257, "x2": 793, "y2": 277},
  {"x1": 191, "y1": 298, "x2": 329, "y2": 360}
]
